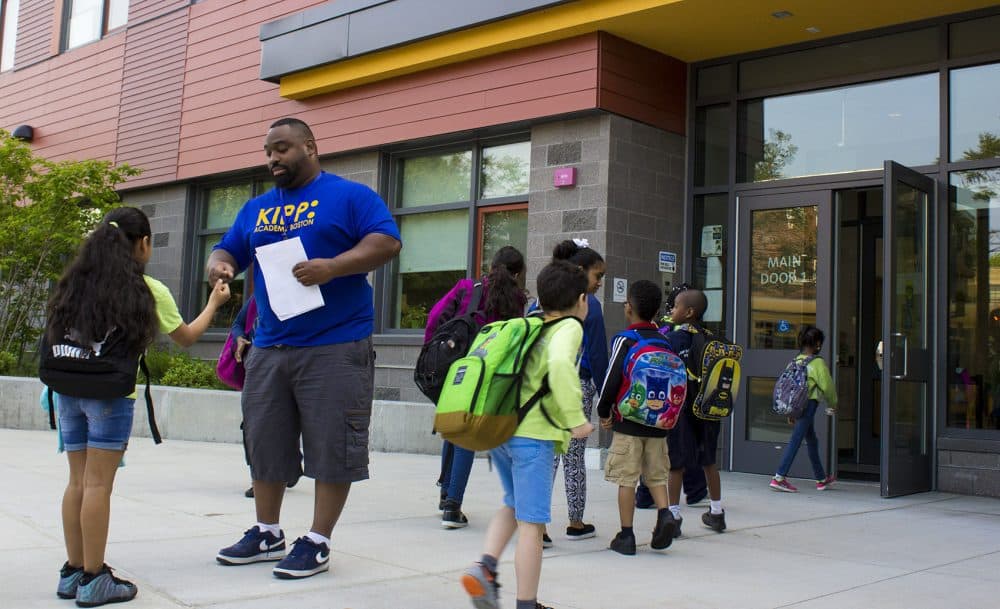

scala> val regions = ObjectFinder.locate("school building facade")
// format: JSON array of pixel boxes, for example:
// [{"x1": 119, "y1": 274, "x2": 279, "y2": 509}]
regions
[{"x1": 3, "y1": 0, "x2": 1000, "y2": 497}]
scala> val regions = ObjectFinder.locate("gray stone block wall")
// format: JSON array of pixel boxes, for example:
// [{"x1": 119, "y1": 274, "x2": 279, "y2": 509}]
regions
[
  {"x1": 121, "y1": 184, "x2": 190, "y2": 300},
  {"x1": 603, "y1": 115, "x2": 686, "y2": 334},
  {"x1": 939, "y1": 441, "x2": 1000, "y2": 496}
]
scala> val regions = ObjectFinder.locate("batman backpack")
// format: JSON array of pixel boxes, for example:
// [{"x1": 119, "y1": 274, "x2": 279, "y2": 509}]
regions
[{"x1": 685, "y1": 327, "x2": 743, "y2": 421}]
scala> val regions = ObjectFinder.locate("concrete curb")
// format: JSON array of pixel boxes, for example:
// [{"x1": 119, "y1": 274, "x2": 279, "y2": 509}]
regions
[{"x1": 0, "y1": 376, "x2": 440, "y2": 455}]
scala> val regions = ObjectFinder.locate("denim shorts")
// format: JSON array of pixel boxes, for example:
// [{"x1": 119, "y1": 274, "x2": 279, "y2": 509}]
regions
[
  {"x1": 58, "y1": 396, "x2": 136, "y2": 452},
  {"x1": 489, "y1": 436, "x2": 556, "y2": 524}
]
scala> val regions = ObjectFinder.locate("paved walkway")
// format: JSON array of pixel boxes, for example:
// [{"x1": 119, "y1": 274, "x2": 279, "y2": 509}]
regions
[{"x1": 3, "y1": 428, "x2": 999, "y2": 609}]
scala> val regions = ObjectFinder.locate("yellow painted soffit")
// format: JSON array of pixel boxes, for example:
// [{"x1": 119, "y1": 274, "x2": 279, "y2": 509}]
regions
[
  {"x1": 279, "y1": 0, "x2": 1000, "y2": 100},
  {"x1": 279, "y1": 0, "x2": 681, "y2": 99}
]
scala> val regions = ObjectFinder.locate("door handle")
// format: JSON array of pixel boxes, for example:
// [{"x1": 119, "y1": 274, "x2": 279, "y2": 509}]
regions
[{"x1": 890, "y1": 332, "x2": 908, "y2": 379}]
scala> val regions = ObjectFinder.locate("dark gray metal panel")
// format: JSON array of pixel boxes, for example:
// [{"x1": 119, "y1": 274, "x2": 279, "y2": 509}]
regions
[
  {"x1": 347, "y1": 0, "x2": 566, "y2": 57},
  {"x1": 260, "y1": 17, "x2": 349, "y2": 83},
  {"x1": 260, "y1": 0, "x2": 392, "y2": 40},
  {"x1": 259, "y1": 0, "x2": 570, "y2": 81}
]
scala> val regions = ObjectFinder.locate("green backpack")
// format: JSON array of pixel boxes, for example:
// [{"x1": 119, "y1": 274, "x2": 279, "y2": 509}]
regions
[{"x1": 434, "y1": 315, "x2": 578, "y2": 451}]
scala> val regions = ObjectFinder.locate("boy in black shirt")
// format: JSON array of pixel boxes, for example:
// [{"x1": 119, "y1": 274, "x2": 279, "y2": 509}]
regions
[
  {"x1": 597, "y1": 280, "x2": 677, "y2": 555},
  {"x1": 661, "y1": 289, "x2": 727, "y2": 533}
]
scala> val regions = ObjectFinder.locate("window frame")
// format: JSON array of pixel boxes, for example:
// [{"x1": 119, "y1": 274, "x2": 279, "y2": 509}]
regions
[
  {"x1": 61, "y1": 0, "x2": 128, "y2": 52},
  {"x1": 186, "y1": 175, "x2": 272, "y2": 337},
  {"x1": 381, "y1": 134, "x2": 531, "y2": 333},
  {"x1": 0, "y1": 0, "x2": 18, "y2": 72}
]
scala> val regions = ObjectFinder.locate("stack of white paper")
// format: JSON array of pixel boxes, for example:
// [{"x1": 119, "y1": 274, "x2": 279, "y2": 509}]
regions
[{"x1": 254, "y1": 237, "x2": 325, "y2": 321}]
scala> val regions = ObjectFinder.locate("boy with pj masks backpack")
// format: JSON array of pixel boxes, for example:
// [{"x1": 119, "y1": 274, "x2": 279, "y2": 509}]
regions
[{"x1": 597, "y1": 280, "x2": 679, "y2": 555}]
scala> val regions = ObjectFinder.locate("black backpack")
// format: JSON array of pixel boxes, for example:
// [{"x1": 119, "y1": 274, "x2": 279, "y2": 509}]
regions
[
  {"x1": 414, "y1": 282, "x2": 484, "y2": 403},
  {"x1": 39, "y1": 328, "x2": 161, "y2": 443}
]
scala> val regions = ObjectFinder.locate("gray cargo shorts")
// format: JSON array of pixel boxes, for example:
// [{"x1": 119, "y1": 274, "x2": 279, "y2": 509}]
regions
[{"x1": 242, "y1": 338, "x2": 374, "y2": 484}]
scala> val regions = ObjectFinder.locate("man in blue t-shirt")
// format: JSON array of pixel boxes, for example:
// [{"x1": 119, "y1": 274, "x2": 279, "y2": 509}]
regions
[{"x1": 208, "y1": 118, "x2": 401, "y2": 580}]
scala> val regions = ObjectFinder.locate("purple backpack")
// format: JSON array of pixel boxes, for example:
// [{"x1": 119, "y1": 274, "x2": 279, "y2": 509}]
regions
[{"x1": 216, "y1": 298, "x2": 257, "y2": 390}]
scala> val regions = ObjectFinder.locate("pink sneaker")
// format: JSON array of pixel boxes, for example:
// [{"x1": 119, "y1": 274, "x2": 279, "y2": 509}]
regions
[
  {"x1": 769, "y1": 478, "x2": 798, "y2": 492},
  {"x1": 816, "y1": 475, "x2": 836, "y2": 491}
]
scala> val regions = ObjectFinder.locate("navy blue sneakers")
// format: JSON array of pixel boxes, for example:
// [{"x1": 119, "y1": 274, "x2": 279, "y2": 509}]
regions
[
  {"x1": 272, "y1": 537, "x2": 330, "y2": 579},
  {"x1": 57, "y1": 562, "x2": 85, "y2": 599},
  {"x1": 216, "y1": 526, "x2": 286, "y2": 565}
]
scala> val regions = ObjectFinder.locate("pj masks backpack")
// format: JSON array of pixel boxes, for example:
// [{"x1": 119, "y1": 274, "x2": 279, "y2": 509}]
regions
[{"x1": 613, "y1": 331, "x2": 687, "y2": 430}]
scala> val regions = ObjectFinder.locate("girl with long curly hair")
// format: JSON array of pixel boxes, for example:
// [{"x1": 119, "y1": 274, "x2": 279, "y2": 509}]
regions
[{"x1": 47, "y1": 207, "x2": 230, "y2": 606}]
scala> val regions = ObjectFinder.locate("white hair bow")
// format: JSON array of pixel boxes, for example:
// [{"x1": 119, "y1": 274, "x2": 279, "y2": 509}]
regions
[{"x1": 572, "y1": 238, "x2": 590, "y2": 249}]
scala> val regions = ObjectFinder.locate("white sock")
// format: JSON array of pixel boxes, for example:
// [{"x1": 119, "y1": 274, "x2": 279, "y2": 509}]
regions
[
  {"x1": 774, "y1": 474, "x2": 784, "y2": 481},
  {"x1": 256, "y1": 522, "x2": 281, "y2": 537},
  {"x1": 669, "y1": 505, "x2": 682, "y2": 519},
  {"x1": 710, "y1": 500, "x2": 723, "y2": 515},
  {"x1": 306, "y1": 531, "x2": 330, "y2": 547}
]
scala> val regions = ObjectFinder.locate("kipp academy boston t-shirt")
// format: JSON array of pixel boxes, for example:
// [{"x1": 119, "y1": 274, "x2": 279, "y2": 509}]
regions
[{"x1": 214, "y1": 172, "x2": 401, "y2": 348}]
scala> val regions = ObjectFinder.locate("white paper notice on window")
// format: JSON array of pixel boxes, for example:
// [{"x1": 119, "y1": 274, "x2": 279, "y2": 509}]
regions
[{"x1": 255, "y1": 237, "x2": 325, "y2": 321}]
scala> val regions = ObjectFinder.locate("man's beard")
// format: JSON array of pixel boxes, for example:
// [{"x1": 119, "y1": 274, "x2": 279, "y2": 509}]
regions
[{"x1": 273, "y1": 165, "x2": 296, "y2": 188}]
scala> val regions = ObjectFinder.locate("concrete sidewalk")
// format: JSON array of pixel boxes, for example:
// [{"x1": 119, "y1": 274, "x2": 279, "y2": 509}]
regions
[{"x1": 3, "y1": 428, "x2": 998, "y2": 609}]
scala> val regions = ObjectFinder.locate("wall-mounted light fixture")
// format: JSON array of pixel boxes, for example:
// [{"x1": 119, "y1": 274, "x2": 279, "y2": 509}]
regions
[{"x1": 12, "y1": 125, "x2": 34, "y2": 141}]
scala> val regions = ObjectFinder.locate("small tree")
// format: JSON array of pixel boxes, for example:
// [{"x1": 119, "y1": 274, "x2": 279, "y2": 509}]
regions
[{"x1": 0, "y1": 129, "x2": 140, "y2": 359}]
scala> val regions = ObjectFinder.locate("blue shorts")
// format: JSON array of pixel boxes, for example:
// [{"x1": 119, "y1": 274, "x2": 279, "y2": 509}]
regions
[
  {"x1": 58, "y1": 396, "x2": 135, "y2": 452},
  {"x1": 489, "y1": 436, "x2": 555, "y2": 524}
]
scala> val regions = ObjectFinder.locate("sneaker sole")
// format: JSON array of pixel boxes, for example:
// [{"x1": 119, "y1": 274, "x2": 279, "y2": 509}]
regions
[
  {"x1": 650, "y1": 520, "x2": 677, "y2": 550},
  {"x1": 769, "y1": 483, "x2": 797, "y2": 493},
  {"x1": 272, "y1": 562, "x2": 329, "y2": 579},
  {"x1": 566, "y1": 531, "x2": 597, "y2": 540},
  {"x1": 216, "y1": 551, "x2": 286, "y2": 565},
  {"x1": 441, "y1": 520, "x2": 469, "y2": 529},
  {"x1": 75, "y1": 590, "x2": 138, "y2": 608},
  {"x1": 58, "y1": 590, "x2": 78, "y2": 600},
  {"x1": 460, "y1": 573, "x2": 499, "y2": 609}
]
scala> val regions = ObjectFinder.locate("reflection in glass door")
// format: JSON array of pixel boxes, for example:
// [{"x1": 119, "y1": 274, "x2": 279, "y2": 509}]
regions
[
  {"x1": 881, "y1": 162, "x2": 934, "y2": 497},
  {"x1": 733, "y1": 190, "x2": 833, "y2": 475}
]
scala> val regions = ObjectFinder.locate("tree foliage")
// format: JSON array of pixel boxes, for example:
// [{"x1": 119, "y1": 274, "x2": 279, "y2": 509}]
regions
[
  {"x1": 754, "y1": 129, "x2": 799, "y2": 182},
  {"x1": 0, "y1": 129, "x2": 140, "y2": 358}
]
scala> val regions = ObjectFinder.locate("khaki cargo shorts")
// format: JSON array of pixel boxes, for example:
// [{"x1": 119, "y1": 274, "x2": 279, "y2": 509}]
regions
[{"x1": 604, "y1": 432, "x2": 670, "y2": 488}]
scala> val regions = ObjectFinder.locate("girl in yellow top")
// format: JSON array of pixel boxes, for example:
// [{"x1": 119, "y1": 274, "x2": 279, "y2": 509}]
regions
[
  {"x1": 770, "y1": 325, "x2": 838, "y2": 493},
  {"x1": 48, "y1": 207, "x2": 229, "y2": 606}
]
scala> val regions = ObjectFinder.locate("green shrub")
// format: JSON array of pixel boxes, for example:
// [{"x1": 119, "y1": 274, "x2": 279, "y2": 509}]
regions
[
  {"x1": 159, "y1": 352, "x2": 231, "y2": 391},
  {"x1": 0, "y1": 351, "x2": 16, "y2": 375},
  {"x1": 140, "y1": 345, "x2": 175, "y2": 384}
]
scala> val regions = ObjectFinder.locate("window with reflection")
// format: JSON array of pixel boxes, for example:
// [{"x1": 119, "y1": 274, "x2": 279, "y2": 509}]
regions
[
  {"x1": 740, "y1": 74, "x2": 938, "y2": 182},
  {"x1": 1, "y1": 0, "x2": 19, "y2": 72},
  {"x1": 196, "y1": 180, "x2": 272, "y2": 330},
  {"x1": 746, "y1": 377, "x2": 788, "y2": 442},
  {"x1": 64, "y1": 0, "x2": 129, "y2": 51},
  {"x1": 390, "y1": 140, "x2": 530, "y2": 329},
  {"x1": 950, "y1": 63, "x2": 1000, "y2": 163},
  {"x1": 948, "y1": 169, "x2": 1000, "y2": 431},
  {"x1": 749, "y1": 205, "x2": 818, "y2": 349}
]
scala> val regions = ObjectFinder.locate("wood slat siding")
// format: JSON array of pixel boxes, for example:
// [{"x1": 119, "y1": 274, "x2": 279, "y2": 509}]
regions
[
  {"x1": 597, "y1": 32, "x2": 686, "y2": 136},
  {"x1": 115, "y1": 6, "x2": 190, "y2": 186},
  {"x1": 177, "y1": 23, "x2": 601, "y2": 179},
  {"x1": 5, "y1": 1, "x2": 675, "y2": 190},
  {"x1": 129, "y1": 0, "x2": 189, "y2": 25},
  {"x1": 0, "y1": 32, "x2": 125, "y2": 162},
  {"x1": 11, "y1": 0, "x2": 55, "y2": 69}
]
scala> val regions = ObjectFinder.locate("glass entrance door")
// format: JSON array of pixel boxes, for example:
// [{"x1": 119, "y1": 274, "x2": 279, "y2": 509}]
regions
[
  {"x1": 880, "y1": 162, "x2": 935, "y2": 497},
  {"x1": 733, "y1": 190, "x2": 833, "y2": 475}
]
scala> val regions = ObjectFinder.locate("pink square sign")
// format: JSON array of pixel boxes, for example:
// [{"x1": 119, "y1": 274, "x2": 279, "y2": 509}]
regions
[{"x1": 553, "y1": 166, "x2": 577, "y2": 187}]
